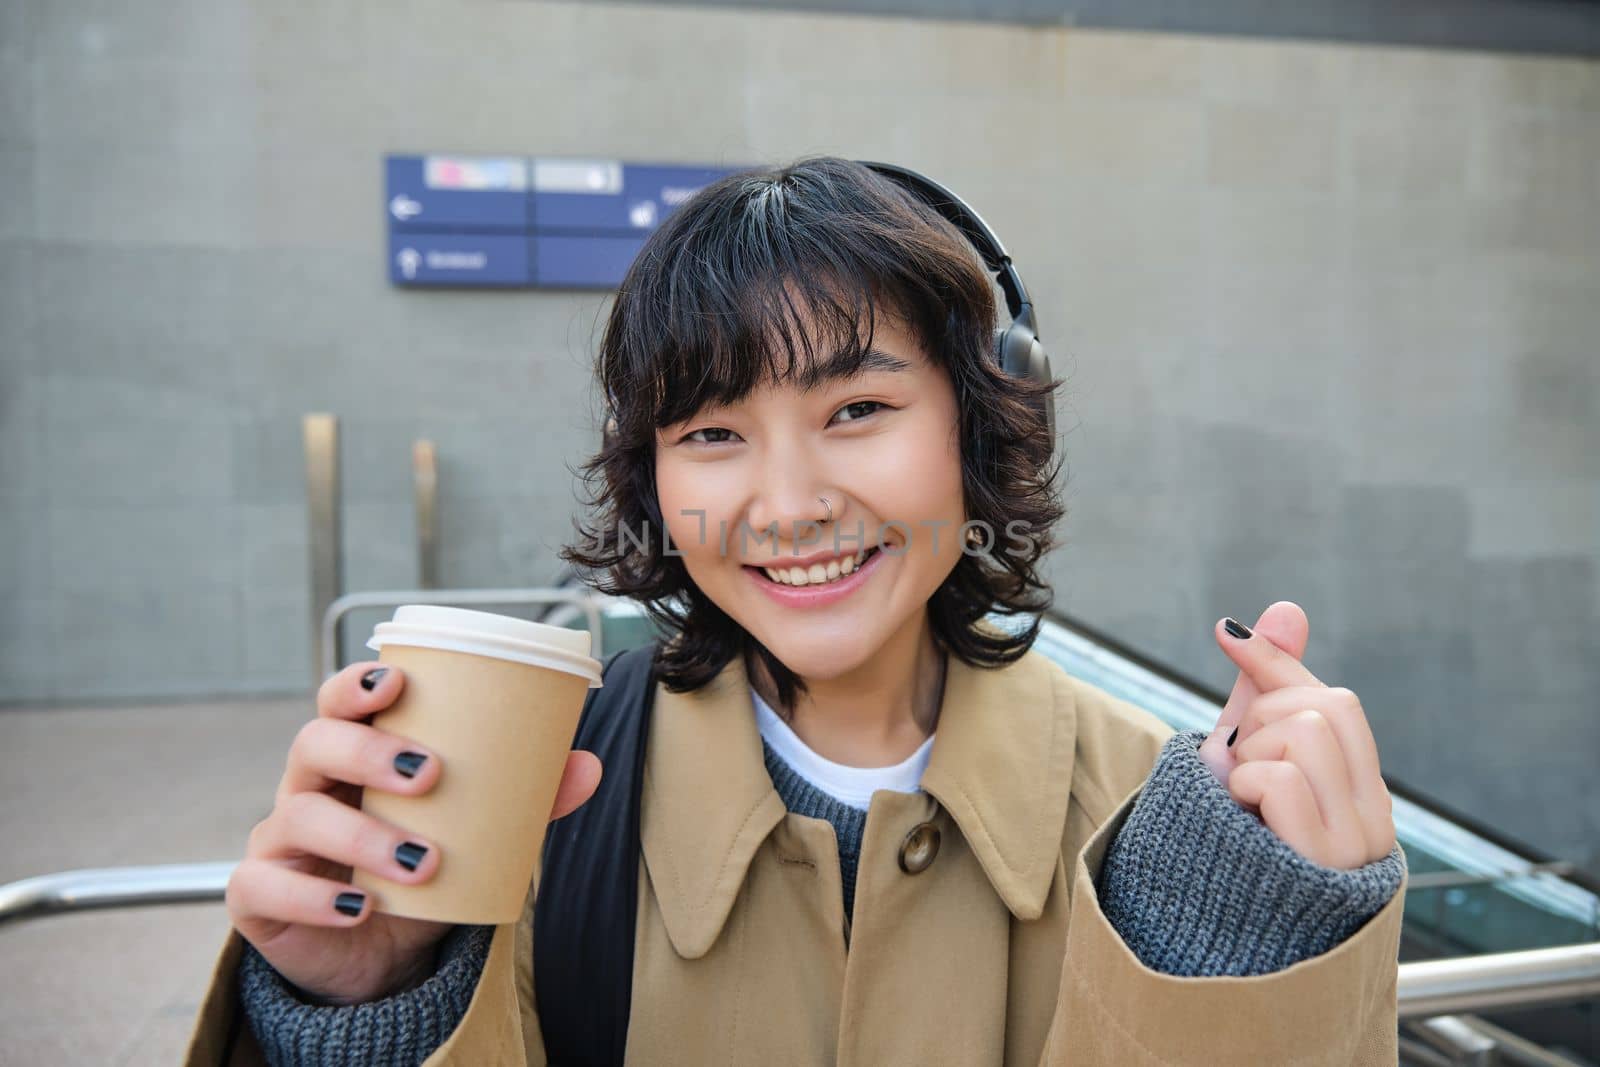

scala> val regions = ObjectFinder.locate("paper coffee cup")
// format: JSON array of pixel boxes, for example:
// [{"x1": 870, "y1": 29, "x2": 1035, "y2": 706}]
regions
[{"x1": 352, "y1": 605, "x2": 603, "y2": 924}]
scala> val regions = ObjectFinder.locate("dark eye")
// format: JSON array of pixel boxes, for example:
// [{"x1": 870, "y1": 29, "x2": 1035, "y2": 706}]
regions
[
  {"x1": 683, "y1": 426, "x2": 741, "y2": 445},
  {"x1": 831, "y1": 400, "x2": 885, "y2": 424}
]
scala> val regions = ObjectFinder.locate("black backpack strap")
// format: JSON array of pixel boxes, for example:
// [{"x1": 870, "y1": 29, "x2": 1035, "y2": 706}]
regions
[{"x1": 534, "y1": 641, "x2": 658, "y2": 1067}]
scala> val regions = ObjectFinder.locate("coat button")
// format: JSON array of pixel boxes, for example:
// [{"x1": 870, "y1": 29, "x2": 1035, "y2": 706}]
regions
[{"x1": 898, "y1": 822, "x2": 941, "y2": 874}]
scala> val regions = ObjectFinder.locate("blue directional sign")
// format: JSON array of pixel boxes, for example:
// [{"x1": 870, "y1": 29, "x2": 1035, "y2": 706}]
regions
[
  {"x1": 532, "y1": 160, "x2": 733, "y2": 235},
  {"x1": 385, "y1": 154, "x2": 742, "y2": 290},
  {"x1": 387, "y1": 231, "x2": 533, "y2": 288},
  {"x1": 386, "y1": 155, "x2": 531, "y2": 232},
  {"x1": 534, "y1": 234, "x2": 647, "y2": 289}
]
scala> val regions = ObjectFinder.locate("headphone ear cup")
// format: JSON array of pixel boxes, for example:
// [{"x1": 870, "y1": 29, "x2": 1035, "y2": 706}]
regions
[
  {"x1": 998, "y1": 322, "x2": 1045, "y2": 381},
  {"x1": 1026, "y1": 337, "x2": 1055, "y2": 441},
  {"x1": 994, "y1": 324, "x2": 1056, "y2": 442}
]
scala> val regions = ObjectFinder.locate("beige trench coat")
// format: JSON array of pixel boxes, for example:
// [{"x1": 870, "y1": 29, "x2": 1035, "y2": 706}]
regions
[{"x1": 186, "y1": 648, "x2": 1405, "y2": 1065}]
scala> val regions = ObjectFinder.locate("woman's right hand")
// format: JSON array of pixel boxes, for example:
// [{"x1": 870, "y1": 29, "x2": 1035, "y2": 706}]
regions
[{"x1": 224, "y1": 661, "x2": 604, "y2": 1006}]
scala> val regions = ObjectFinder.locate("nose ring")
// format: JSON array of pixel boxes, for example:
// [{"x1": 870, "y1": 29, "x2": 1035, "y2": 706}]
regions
[{"x1": 819, "y1": 495, "x2": 833, "y2": 524}]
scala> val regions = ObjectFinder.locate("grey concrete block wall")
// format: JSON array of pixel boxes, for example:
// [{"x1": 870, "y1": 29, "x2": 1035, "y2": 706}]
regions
[{"x1": 0, "y1": 1, "x2": 1596, "y2": 873}]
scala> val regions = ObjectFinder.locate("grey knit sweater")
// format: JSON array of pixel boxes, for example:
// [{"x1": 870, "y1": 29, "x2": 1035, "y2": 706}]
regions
[
  {"x1": 1098, "y1": 731, "x2": 1405, "y2": 976},
  {"x1": 237, "y1": 728, "x2": 1405, "y2": 1064},
  {"x1": 761, "y1": 737, "x2": 869, "y2": 917}
]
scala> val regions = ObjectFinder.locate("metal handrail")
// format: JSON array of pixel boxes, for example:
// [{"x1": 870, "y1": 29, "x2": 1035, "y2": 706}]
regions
[
  {"x1": 2, "y1": 864, "x2": 1597, "y2": 1019},
  {"x1": 318, "y1": 587, "x2": 607, "y2": 680},
  {"x1": 1396, "y1": 942, "x2": 1600, "y2": 1019},
  {"x1": 0, "y1": 863, "x2": 234, "y2": 925}
]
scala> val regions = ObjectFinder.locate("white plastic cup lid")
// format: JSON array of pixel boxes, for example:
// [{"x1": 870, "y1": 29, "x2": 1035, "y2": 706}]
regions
[{"x1": 366, "y1": 605, "x2": 604, "y2": 687}]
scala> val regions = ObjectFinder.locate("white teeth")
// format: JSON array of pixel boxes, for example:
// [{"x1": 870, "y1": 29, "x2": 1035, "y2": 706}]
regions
[{"x1": 765, "y1": 550, "x2": 869, "y2": 587}]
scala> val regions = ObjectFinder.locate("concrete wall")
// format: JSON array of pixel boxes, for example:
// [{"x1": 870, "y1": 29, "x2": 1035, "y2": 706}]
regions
[{"x1": 1, "y1": 1, "x2": 1596, "y2": 872}]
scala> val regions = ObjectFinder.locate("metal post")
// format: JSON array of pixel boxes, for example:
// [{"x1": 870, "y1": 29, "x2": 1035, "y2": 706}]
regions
[
  {"x1": 304, "y1": 414, "x2": 341, "y2": 685},
  {"x1": 1407, "y1": 1016, "x2": 1498, "y2": 1066},
  {"x1": 413, "y1": 439, "x2": 439, "y2": 589}
]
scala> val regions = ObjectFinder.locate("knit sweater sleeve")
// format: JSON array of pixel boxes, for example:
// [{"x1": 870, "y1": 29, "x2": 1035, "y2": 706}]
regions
[
  {"x1": 1097, "y1": 729, "x2": 1406, "y2": 977},
  {"x1": 237, "y1": 923, "x2": 494, "y2": 1066}
]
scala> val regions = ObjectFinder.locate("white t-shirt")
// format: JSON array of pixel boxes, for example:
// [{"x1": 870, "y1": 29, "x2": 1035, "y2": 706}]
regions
[{"x1": 750, "y1": 686, "x2": 935, "y2": 812}]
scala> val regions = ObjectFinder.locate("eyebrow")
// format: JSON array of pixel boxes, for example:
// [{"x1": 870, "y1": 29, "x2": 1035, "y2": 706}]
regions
[{"x1": 795, "y1": 347, "x2": 912, "y2": 391}]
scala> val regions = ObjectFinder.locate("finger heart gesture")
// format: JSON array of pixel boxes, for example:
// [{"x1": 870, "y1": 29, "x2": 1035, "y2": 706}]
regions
[{"x1": 1195, "y1": 601, "x2": 1395, "y2": 870}]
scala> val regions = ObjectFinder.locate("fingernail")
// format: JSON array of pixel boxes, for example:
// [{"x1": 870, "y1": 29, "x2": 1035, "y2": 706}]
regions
[
  {"x1": 360, "y1": 667, "x2": 389, "y2": 691},
  {"x1": 1226, "y1": 726, "x2": 1238, "y2": 747},
  {"x1": 1224, "y1": 618, "x2": 1252, "y2": 640},
  {"x1": 395, "y1": 842, "x2": 428, "y2": 872},
  {"x1": 394, "y1": 751, "x2": 427, "y2": 778},
  {"x1": 334, "y1": 892, "x2": 365, "y2": 917}
]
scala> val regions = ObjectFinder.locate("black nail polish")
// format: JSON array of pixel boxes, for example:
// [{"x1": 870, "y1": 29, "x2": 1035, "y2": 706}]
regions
[
  {"x1": 360, "y1": 667, "x2": 388, "y2": 691},
  {"x1": 334, "y1": 892, "x2": 365, "y2": 917},
  {"x1": 1227, "y1": 726, "x2": 1238, "y2": 748},
  {"x1": 395, "y1": 842, "x2": 428, "y2": 872},
  {"x1": 394, "y1": 751, "x2": 427, "y2": 778},
  {"x1": 1224, "y1": 618, "x2": 1253, "y2": 640}
]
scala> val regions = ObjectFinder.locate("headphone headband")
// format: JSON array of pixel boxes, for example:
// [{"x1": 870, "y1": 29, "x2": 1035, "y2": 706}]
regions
[
  {"x1": 856, "y1": 160, "x2": 1035, "y2": 332},
  {"x1": 857, "y1": 158, "x2": 1054, "y2": 445}
]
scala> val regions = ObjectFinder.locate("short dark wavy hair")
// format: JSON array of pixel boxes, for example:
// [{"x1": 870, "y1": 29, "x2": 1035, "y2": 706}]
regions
[{"x1": 563, "y1": 156, "x2": 1064, "y2": 708}]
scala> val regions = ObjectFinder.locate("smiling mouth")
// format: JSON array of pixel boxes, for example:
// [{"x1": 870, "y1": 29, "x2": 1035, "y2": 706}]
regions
[{"x1": 752, "y1": 547, "x2": 880, "y2": 587}]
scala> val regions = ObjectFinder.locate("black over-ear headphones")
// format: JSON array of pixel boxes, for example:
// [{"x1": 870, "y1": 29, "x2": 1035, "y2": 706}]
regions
[
  {"x1": 858, "y1": 160, "x2": 1056, "y2": 445},
  {"x1": 603, "y1": 161, "x2": 1056, "y2": 450}
]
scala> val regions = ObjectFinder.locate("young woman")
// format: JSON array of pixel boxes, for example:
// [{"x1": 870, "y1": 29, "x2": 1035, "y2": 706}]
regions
[{"x1": 188, "y1": 157, "x2": 1406, "y2": 1066}]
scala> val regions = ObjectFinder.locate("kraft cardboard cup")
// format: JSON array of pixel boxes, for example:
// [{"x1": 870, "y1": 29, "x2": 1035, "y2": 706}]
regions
[{"x1": 352, "y1": 605, "x2": 603, "y2": 924}]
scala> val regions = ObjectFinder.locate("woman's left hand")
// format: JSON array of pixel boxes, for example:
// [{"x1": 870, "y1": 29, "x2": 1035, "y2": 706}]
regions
[{"x1": 1196, "y1": 601, "x2": 1395, "y2": 870}]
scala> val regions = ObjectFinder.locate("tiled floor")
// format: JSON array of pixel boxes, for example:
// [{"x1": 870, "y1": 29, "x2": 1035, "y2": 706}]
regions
[{"x1": 0, "y1": 696, "x2": 310, "y2": 1066}]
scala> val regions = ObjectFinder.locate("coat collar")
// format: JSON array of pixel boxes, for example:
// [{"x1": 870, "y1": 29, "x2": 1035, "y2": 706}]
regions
[{"x1": 639, "y1": 646, "x2": 1079, "y2": 958}]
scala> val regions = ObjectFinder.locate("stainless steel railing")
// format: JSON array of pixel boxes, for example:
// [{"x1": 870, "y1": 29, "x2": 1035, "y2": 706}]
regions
[
  {"x1": 0, "y1": 863, "x2": 234, "y2": 922},
  {"x1": 1396, "y1": 942, "x2": 1600, "y2": 1019},
  {"x1": 2, "y1": 862, "x2": 1596, "y2": 1021}
]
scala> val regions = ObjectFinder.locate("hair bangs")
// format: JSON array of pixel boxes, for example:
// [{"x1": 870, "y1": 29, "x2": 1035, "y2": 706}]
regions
[
  {"x1": 647, "y1": 271, "x2": 885, "y2": 428},
  {"x1": 601, "y1": 158, "x2": 995, "y2": 436}
]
